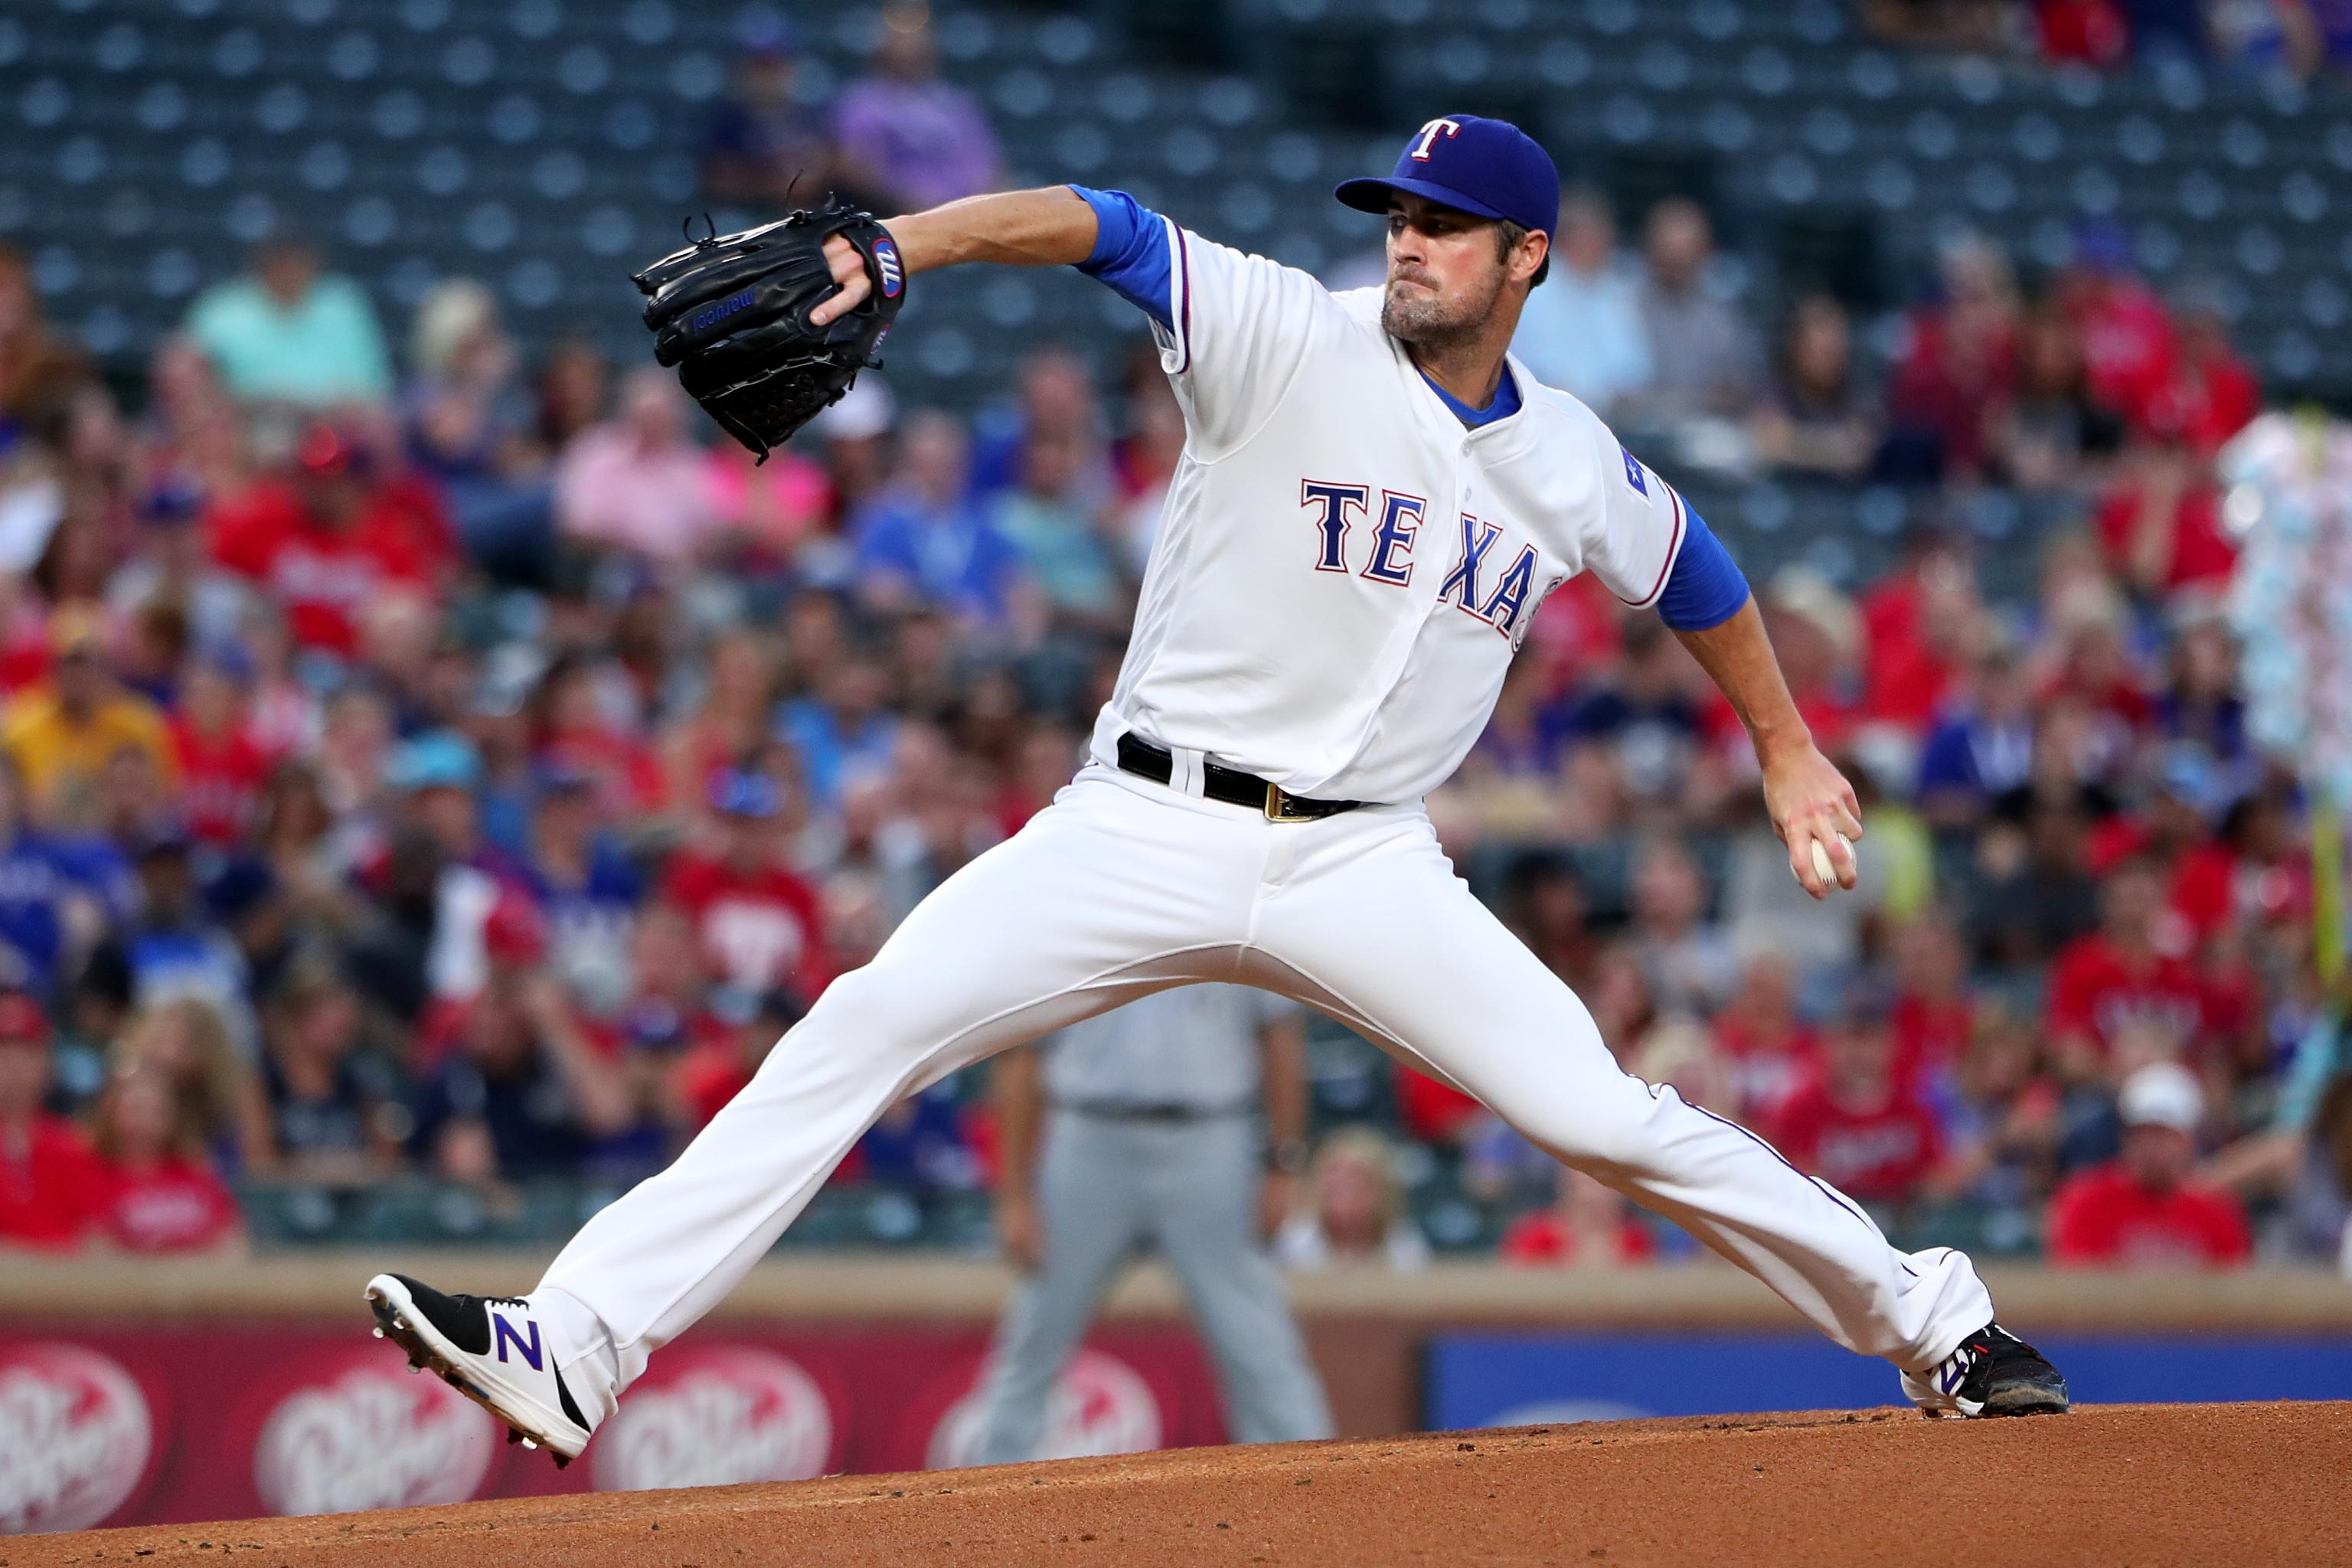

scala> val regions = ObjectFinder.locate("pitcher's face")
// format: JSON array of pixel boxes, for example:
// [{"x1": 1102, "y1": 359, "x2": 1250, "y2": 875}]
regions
[{"x1": 1380, "y1": 194, "x2": 1511, "y2": 344}]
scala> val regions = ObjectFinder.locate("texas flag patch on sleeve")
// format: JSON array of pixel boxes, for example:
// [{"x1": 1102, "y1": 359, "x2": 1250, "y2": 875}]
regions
[{"x1": 1622, "y1": 446, "x2": 1649, "y2": 497}]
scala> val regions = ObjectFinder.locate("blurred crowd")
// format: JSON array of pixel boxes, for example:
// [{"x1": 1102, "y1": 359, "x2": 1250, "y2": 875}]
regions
[
  {"x1": 1, "y1": 4, "x2": 2347, "y2": 1275},
  {"x1": 1865, "y1": 0, "x2": 2352, "y2": 78}
]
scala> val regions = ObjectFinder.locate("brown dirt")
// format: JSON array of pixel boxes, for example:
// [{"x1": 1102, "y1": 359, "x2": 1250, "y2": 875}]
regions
[{"x1": 11, "y1": 1402, "x2": 2350, "y2": 1568}]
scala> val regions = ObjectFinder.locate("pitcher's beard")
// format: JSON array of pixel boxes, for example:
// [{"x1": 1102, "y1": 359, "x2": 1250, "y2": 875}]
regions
[{"x1": 1380, "y1": 275, "x2": 1501, "y2": 348}]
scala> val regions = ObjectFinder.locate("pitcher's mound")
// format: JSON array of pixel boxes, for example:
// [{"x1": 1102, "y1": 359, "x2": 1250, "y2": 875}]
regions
[{"x1": 20, "y1": 1401, "x2": 2348, "y2": 1566}]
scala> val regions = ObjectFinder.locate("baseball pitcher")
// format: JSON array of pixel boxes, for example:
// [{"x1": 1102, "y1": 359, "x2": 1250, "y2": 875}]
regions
[{"x1": 367, "y1": 115, "x2": 2067, "y2": 1466}]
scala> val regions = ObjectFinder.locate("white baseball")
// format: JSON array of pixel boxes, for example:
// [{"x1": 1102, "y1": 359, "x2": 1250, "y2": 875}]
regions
[{"x1": 1808, "y1": 838, "x2": 1847, "y2": 889}]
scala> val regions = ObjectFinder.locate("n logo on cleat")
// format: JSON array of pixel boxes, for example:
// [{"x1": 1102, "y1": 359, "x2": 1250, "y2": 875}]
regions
[{"x1": 492, "y1": 1312, "x2": 544, "y2": 1371}]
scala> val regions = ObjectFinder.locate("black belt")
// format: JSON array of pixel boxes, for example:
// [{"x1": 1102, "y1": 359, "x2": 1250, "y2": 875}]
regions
[
  {"x1": 1116, "y1": 733, "x2": 1364, "y2": 823},
  {"x1": 1055, "y1": 1097, "x2": 1253, "y2": 1123}
]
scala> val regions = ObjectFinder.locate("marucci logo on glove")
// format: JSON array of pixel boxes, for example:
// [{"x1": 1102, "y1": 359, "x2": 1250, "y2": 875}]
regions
[
  {"x1": 688, "y1": 288, "x2": 759, "y2": 335},
  {"x1": 873, "y1": 237, "x2": 903, "y2": 299}
]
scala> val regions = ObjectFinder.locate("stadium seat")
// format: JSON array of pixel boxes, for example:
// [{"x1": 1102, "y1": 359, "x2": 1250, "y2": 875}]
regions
[
  {"x1": 342, "y1": 194, "x2": 397, "y2": 248},
  {"x1": 372, "y1": 88, "x2": 427, "y2": 139},
  {"x1": 992, "y1": 66, "x2": 1050, "y2": 119},
  {"x1": 557, "y1": 42, "x2": 609, "y2": 94},
  {"x1": 505, "y1": 256, "x2": 563, "y2": 309},
  {"x1": 1865, "y1": 158, "x2": 1917, "y2": 213},
  {"x1": 1702, "y1": 101, "x2": 1756, "y2": 154},
  {"x1": 146, "y1": 245, "x2": 201, "y2": 297},
  {"x1": 400, "y1": 0, "x2": 455, "y2": 34},
  {"x1": 1054, "y1": 121, "x2": 1112, "y2": 176},
  {"x1": 669, "y1": 51, "x2": 723, "y2": 102},
  {"x1": 414, "y1": 145, "x2": 470, "y2": 197}
]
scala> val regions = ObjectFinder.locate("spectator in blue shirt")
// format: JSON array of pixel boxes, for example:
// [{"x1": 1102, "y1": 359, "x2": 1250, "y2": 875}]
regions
[
  {"x1": 853, "y1": 1078, "x2": 979, "y2": 1193},
  {"x1": 697, "y1": 16, "x2": 851, "y2": 211},
  {"x1": 851, "y1": 410, "x2": 1023, "y2": 625},
  {"x1": 76, "y1": 825, "x2": 253, "y2": 1050},
  {"x1": 1917, "y1": 644, "x2": 2036, "y2": 831},
  {"x1": 511, "y1": 767, "x2": 642, "y2": 1015},
  {"x1": 0, "y1": 762, "x2": 71, "y2": 994},
  {"x1": 1510, "y1": 190, "x2": 1653, "y2": 417},
  {"x1": 776, "y1": 656, "x2": 899, "y2": 814}
]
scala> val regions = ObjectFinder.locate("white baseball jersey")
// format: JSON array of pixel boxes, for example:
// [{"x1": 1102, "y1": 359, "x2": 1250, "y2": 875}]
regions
[{"x1": 1087, "y1": 224, "x2": 1691, "y2": 804}]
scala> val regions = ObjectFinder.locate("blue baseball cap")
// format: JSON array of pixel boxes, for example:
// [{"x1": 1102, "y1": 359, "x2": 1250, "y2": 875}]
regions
[
  {"x1": 1335, "y1": 114, "x2": 1561, "y2": 286},
  {"x1": 386, "y1": 730, "x2": 482, "y2": 793},
  {"x1": 708, "y1": 767, "x2": 782, "y2": 819}
]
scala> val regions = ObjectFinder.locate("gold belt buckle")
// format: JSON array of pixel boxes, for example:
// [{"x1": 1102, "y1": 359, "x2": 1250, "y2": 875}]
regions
[{"x1": 1264, "y1": 782, "x2": 1310, "y2": 823}]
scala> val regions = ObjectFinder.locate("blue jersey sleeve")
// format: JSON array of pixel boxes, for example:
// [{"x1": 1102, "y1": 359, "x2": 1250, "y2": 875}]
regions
[
  {"x1": 1070, "y1": 185, "x2": 1174, "y2": 332},
  {"x1": 1655, "y1": 507, "x2": 1750, "y2": 632}
]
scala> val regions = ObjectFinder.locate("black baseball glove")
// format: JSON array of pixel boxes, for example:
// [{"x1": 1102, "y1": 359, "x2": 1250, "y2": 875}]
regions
[{"x1": 632, "y1": 198, "x2": 907, "y2": 462}]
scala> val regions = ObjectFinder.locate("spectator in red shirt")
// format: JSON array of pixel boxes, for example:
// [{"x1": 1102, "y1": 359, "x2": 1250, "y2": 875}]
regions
[
  {"x1": 86, "y1": 1062, "x2": 245, "y2": 1254},
  {"x1": 660, "y1": 627, "x2": 778, "y2": 815},
  {"x1": 2047, "y1": 1061, "x2": 2251, "y2": 1268},
  {"x1": 1393, "y1": 1063, "x2": 1485, "y2": 1149},
  {"x1": 1884, "y1": 235, "x2": 2020, "y2": 482},
  {"x1": 1711, "y1": 953, "x2": 1818, "y2": 1122},
  {"x1": 204, "y1": 421, "x2": 452, "y2": 658},
  {"x1": 1857, "y1": 532, "x2": 1979, "y2": 737},
  {"x1": 2088, "y1": 746, "x2": 2240, "y2": 949},
  {"x1": 0, "y1": 994, "x2": 104, "y2": 1250},
  {"x1": 2036, "y1": 0, "x2": 2129, "y2": 64},
  {"x1": 2057, "y1": 224, "x2": 2177, "y2": 421},
  {"x1": 2147, "y1": 296, "x2": 2259, "y2": 457},
  {"x1": 662, "y1": 769, "x2": 834, "y2": 1002},
  {"x1": 2032, "y1": 593, "x2": 2152, "y2": 788},
  {"x1": 2045, "y1": 857, "x2": 2207, "y2": 1081},
  {"x1": 1773, "y1": 986, "x2": 1945, "y2": 1210},
  {"x1": 2093, "y1": 421, "x2": 2237, "y2": 601},
  {"x1": 1888, "y1": 914, "x2": 1975, "y2": 1094},
  {"x1": 1501, "y1": 1168, "x2": 1656, "y2": 1267},
  {"x1": 532, "y1": 652, "x2": 669, "y2": 822},
  {"x1": 168, "y1": 652, "x2": 273, "y2": 847},
  {"x1": 675, "y1": 986, "x2": 805, "y2": 1129}
]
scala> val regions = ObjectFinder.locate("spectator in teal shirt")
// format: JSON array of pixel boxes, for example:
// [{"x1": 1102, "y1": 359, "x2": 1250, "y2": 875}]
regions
[
  {"x1": 988, "y1": 429, "x2": 1122, "y2": 631},
  {"x1": 185, "y1": 236, "x2": 393, "y2": 408}
]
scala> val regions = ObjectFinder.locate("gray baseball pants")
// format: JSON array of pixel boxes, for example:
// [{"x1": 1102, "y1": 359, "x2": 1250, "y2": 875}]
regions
[{"x1": 967, "y1": 1106, "x2": 1333, "y2": 1462}]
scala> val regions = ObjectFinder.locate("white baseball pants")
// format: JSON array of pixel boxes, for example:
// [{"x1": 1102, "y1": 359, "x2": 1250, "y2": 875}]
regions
[{"x1": 536, "y1": 765, "x2": 1992, "y2": 1420}]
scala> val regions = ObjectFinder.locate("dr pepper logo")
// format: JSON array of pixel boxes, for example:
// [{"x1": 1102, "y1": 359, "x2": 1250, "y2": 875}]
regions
[
  {"x1": 0, "y1": 1344, "x2": 155, "y2": 1534},
  {"x1": 254, "y1": 1355, "x2": 498, "y2": 1517},
  {"x1": 593, "y1": 1347, "x2": 838, "y2": 1493}
]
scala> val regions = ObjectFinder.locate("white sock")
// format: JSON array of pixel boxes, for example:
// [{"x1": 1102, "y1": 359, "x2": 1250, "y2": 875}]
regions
[{"x1": 533, "y1": 1285, "x2": 622, "y2": 1427}]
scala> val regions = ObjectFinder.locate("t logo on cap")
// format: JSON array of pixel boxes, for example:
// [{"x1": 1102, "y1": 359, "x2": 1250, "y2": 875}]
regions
[
  {"x1": 1410, "y1": 117, "x2": 1463, "y2": 161},
  {"x1": 1332, "y1": 113, "x2": 1563, "y2": 286}
]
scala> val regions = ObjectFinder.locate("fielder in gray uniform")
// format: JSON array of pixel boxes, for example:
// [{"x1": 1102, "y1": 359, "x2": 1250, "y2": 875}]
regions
[{"x1": 969, "y1": 983, "x2": 1334, "y2": 1462}]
